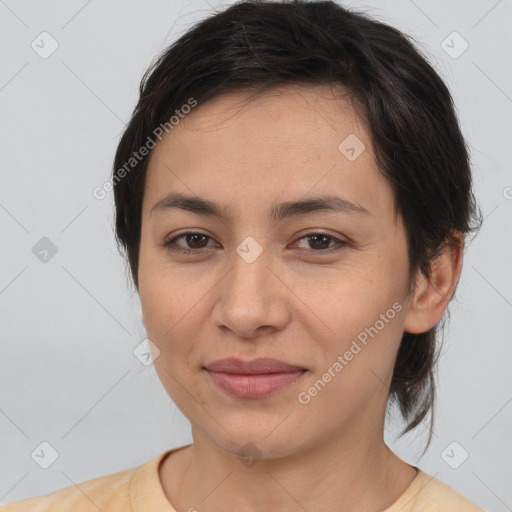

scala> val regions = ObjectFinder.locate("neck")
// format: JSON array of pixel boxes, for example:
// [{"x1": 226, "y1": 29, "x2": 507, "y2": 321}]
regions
[{"x1": 160, "y1": 418, "x2": 417, "y2": 512}]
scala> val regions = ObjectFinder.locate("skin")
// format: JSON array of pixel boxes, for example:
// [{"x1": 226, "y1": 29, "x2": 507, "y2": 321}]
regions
[{"x1": 137, "y1": 84, "x2": 463, "y2": 512}]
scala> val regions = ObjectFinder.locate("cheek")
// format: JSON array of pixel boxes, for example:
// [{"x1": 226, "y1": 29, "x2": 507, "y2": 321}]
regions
[
  {"x1": 138, "y1": 262, "x2": 217, "y2": 375},
  {"x1": 139, "y1": 271, "x2": 208, "y2": 411},
  {"x1": 139, "y1": 253, "x2": 206, "y2": 330},
  {"x1": 299, "y1": 259, "x2": 406, "y2": 384},
  {"x1": 295, "y1": 262, "x2": 392, "y2": 335},
  {"x1": 301, "y1": 305, "x2": 405, "y2": 424}
]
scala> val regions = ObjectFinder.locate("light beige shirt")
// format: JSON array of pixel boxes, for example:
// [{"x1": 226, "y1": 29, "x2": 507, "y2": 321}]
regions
[{"x1": 0, "y1": 444, "x2": 485, "y2": 511}]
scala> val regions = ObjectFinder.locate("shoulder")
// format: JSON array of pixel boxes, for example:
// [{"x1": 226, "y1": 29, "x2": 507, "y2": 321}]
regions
[
  {"x1": 0, "y1": 456, "x2": 155, "y2": 512},
  {"x1": 391, "y1": 469, "x2": 486, "y2": 512}
]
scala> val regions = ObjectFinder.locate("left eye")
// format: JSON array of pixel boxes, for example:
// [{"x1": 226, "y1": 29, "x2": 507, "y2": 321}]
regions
[
  {"x1": 295, "y1": 233, "x2": 347, "y2": 251},
  {"x1": 163, "y1": 232, "x2": 347, "y2": 254}
]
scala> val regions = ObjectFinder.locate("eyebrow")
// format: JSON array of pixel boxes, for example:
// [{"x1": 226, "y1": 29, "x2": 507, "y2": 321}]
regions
[{"x1": 150, "y1": 192, "x2": 372, "y2": 222}]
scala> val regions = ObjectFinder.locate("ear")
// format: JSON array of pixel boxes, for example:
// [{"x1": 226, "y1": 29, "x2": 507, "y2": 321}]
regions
[{"x1": 403, "y1": 231, "x2": 464, "y2": 334}]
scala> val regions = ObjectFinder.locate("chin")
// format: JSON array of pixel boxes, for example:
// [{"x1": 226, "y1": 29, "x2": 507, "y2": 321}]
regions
[
  {"x1": 201, "y1": 421, "x2": 309, "y2": 462},
  {"x1": 222, "y1": 437, "x2": 301, "y2": 461}
]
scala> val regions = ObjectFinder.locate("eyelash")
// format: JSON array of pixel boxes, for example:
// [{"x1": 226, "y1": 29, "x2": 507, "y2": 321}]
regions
[{"x1": 162, "y1": 231, "x2": 348, "y2": 255}]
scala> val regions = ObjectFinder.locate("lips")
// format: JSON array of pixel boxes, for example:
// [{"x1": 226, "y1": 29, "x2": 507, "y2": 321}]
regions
[
  {"x1": 204, "y1": 358, "x2": 308, "y2": 398},
  {"x1": 204, "y1": 357, "x2": 306, "y2": 374}
]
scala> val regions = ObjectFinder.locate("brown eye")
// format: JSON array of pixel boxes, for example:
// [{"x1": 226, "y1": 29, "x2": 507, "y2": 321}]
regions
[
  {"x1": 182, "y1": 233, "x2": 210, "y2": 249},
  {"x1": 163, "y1": 232, "x2": 216, "y2": 254},
  {"x1": 306, "y1": 234, "x2": 332, "y2": 250},
  {"x1": 162, "y1": 231, "x2": 348, "y2": 256},
  {"x1": 295, "y1": 233, "x2": 348, "y2": 252}
]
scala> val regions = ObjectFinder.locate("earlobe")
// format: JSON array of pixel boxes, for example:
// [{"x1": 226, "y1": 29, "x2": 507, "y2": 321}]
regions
[{"x1": 403, "y1": 232, "x2": 464, "y2": 335}]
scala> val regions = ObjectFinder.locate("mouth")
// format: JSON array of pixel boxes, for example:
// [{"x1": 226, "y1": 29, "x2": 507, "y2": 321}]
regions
[{"x1": 203, "y1": 358, "x2": 308, "y2": 398}]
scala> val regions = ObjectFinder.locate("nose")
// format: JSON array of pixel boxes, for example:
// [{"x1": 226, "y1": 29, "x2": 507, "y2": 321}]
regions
[{"x1": 212, "y1": 246, "x2": 290, "y2": 340}]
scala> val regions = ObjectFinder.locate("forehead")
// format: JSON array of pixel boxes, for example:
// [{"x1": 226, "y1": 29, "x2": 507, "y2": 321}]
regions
[
  {"x1": 142, "y1": 84, "x2": 394, "y2": 223},
  {"x1": 171, "y1": 84, "x2": 363, "y2": 142}
]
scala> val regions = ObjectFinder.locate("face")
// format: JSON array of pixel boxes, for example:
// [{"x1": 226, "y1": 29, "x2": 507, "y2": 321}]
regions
[{"x1": 138, "y1": 85, "x2": 415, "y2": 459}]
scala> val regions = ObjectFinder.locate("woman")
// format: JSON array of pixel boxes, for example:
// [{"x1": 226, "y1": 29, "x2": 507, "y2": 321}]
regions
[{"x1": 1, "y1": 0, "x2": 484, "y2": 510}]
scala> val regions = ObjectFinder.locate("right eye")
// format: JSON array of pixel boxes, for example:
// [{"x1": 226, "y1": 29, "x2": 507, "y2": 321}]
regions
[{"x1": 162, "y1": 231, "x2": 218, "y2": 255}]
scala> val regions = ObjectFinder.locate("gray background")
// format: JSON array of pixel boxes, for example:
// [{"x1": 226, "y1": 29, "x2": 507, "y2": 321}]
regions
[{"x1": 0, "y1": 0, "x2": 511, "y2": 509}]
